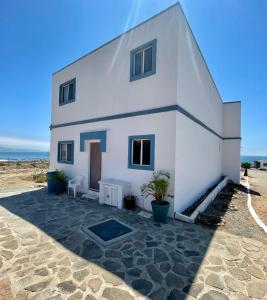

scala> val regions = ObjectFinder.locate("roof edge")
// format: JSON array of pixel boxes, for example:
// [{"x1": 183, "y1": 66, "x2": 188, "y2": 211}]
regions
[
  {"x1": 52, "y1": 2, "x2": 179, "y2": 76},
  {"x1": 223, "y1": 101, "x2": 241, "y2": 104}
]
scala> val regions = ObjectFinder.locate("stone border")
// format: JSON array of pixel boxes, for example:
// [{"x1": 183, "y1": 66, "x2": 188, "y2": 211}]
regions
[
  {"x1": 82, "y1": 218, "x2": 137, "y2": 246},
  {"x1": 174, "y1": 176, "x2": 230, "y2": 223},
  {"x1": 245, "y1": 176, "x2": 267, "y2": 234}
]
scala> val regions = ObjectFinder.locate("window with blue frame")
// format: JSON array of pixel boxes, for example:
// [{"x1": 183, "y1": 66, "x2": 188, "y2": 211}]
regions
[
  {"x1": 130, "y1": 39, "x2": 157, "y2": 81},
  {"x1": 58, "y1": 141, "x2": 74, "y2": 164},
  {"x1": 59, "y1": 78, "x2": 76, "y2": 105},
  {"x1": 128, "y1": 135, "x2": 155, "y2": 170}
]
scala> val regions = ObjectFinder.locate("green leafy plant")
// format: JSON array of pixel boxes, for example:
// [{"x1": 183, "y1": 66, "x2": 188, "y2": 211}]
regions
[
  {"x1": 140, "y1": 170, "x2": 172, "y2": 204},
  {"x1": 241, "y1": 162, "x2": 251, "y2": 169},
  {"x1": 52, "y1": 170, "x2": 66, "y2": 183}
]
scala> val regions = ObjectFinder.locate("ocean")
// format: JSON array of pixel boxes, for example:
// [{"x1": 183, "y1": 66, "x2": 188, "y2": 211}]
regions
[
  {"x1": 241, "y1": 156, "x2": 267, "y2": 163},
  {"x1": 0, "y1": 152, "x2": 49, "y2": 162}
]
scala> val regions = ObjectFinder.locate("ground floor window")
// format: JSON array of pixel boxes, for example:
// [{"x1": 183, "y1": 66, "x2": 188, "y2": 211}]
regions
[
  {"x1": 128, "y1": 135, "x2": 155, "y2": 170},
  {"x1": 58, "y1": 141, "x2": 74, "y2": 164}
]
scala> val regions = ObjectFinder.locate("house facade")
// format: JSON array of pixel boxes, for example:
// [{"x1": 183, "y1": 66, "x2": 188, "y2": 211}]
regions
[{"x1": 49, "y1": 3, "x2": 241, "y2": 216}]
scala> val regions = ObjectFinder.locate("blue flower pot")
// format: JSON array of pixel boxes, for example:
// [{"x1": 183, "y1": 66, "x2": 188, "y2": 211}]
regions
[
  {"x1": 151, "y1": 200, "x2": 170, "y2": 223},
  {"x1": 46, "y1": 171, "x2": 56, "y2": 193},
  {"x1": 55, "y1": 181, "x2": 66, "y2": 194}
]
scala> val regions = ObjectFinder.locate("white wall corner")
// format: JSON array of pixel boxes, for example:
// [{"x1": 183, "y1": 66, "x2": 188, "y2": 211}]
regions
[{"x1": 222, "y1": 102, "x2": 241, "y2": 183}]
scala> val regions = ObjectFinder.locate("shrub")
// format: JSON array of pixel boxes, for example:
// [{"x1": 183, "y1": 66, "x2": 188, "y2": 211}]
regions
[
  {"x1": 32, "y1": 173, "x2": 47, "y2": 183},
  {"x1": 52, "y1": 170, "x2": 66, "y2": 183}
]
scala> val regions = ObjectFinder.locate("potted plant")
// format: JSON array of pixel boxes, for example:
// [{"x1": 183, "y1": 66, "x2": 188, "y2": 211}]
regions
[
  {"x1": 52, "y1": 170, "x2": 67, "y2": 194},
  {"x1": 124, "y1": 194, "x2": 136, "y2": 210},
  {"x1": 141, "y1": 170, "x2": 172, "y2": 223}
]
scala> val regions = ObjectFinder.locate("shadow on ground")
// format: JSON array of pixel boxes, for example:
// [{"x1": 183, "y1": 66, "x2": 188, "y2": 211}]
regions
[{"x1": 0, "y1": 184, "x2": 266, "y2": 299}]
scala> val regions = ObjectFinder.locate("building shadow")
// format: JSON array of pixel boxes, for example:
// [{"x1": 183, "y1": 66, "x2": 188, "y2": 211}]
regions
[
  {"x1": 0, "y1": 183, "x2": 262, "y2": 299},
  {"x1": 197, "y1": 183, "x2": 260, "y2": 228}
]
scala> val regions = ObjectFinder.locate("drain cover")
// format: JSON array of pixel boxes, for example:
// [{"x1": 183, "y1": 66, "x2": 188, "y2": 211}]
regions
[{"x1": 83, "y1": 218, "x2": 135, "y2": 246}]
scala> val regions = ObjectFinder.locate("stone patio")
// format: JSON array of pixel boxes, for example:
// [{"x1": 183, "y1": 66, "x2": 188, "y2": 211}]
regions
[{"x1": 0, "y1": 188, "x2": 267, "y2": 299}]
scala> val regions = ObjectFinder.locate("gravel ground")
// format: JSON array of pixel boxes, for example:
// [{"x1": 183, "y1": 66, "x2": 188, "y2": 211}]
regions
[
  {"x1": 249, "y1": 169, "x2": 267, "y2": 225},
  {"x1": 197, "y1": 176, "x2": 267, "y2": 241},
  {"x1": 0, "y1": 161, "x2": 48, "y2": 192}
]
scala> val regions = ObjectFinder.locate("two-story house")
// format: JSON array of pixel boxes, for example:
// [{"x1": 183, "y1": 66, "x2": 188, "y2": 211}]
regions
[{"x1": 49, "y1": 3, "x2": 241, "y2": 216}]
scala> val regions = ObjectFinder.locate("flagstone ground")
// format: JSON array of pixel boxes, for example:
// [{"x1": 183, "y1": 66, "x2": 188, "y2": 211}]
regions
[{"x1": 0, "y1": 183, "x2": 266, "y2": 299}]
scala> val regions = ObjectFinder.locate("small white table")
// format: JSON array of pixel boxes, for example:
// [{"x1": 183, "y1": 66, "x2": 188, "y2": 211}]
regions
[{"x1": 98, "y1": 179, "x2": 131, "y2": 209}]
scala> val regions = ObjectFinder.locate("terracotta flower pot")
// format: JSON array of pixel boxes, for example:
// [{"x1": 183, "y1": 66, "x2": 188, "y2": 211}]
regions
[{"x1": 124, "y1": 195, "x2": 136, "y2": 209}]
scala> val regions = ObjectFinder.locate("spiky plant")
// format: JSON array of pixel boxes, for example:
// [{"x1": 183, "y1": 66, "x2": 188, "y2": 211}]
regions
[
  {"x1": 140, "y1": 170, "x2": 171, "y2": 204},
  {"x1": 52, "y1": 170, "x2": 66, "y2": 183}
]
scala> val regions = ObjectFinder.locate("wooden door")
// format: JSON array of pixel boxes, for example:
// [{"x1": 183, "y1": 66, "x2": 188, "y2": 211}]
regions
[{"x1": 89, "y1": 143, "x2": 102, "y2": 191}]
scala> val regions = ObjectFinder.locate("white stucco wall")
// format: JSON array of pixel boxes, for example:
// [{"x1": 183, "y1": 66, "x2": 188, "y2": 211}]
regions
[
  {"x1": 222, "y1": 102, "x2": 241, "y2": 183},
  {"x1": 173, "y1": 5, "x2": 224, "y2": 213},
  {"x1": 51, "y1": 5, "x2": 180, "y2": 126},
  {"x1": 222, "y1": 140, "x2": 241, "y2": 184},
  {"x1": 50, "y1": 112, "x2": 176, "y2": 216},
  {"x1": 222, "y1": 102, "x2": 241, "y2": 137},
  {"x1": 174, "y1": 112, "x2": 222, "y2": 213}
]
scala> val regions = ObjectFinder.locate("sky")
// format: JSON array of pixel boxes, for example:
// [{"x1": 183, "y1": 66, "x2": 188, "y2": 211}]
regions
[{"x1": 0, "y1": 0, "x2": 266, "y2": 155}]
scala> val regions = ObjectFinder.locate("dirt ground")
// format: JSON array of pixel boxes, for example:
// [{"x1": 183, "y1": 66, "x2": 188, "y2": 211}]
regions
[
  {"x1": 0, "y1": 161, "x2": 48, "y2": 192},
  {"x1": 248, "y1": 168, "x2": 267, "y2": 225},
  {"x1": 197, "y1": 177, "x2": 267, "y2": 241}
]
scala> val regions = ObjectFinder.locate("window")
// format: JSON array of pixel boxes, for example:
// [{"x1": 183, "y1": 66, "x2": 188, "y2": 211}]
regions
[
  {"x1": 58, "y1": 141, "x2": 74, "y2": 164},
  {"x1": 59, "y1": 78, "x2": 76, "y2": 105},
  {"x1": 130, "y1": 39, "x2": 157, "y2": 81},
  {"x1": 128, "y1": 135, "x2": 155, "y2": 170}
]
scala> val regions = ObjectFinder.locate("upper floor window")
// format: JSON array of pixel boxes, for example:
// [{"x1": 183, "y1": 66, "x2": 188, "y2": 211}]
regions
[
  {"x1": 130, "y1": 39, "x2": 157, "y2": 81},
  {"x1": 128, "y1": 135, "x2": 155, "y2": 170},
  {"x1": 58, "y1": 141, "x2": 74, "y2": 164},
  {"x1": 59, "y1": 78, "x2": 76, "y2": 106}
]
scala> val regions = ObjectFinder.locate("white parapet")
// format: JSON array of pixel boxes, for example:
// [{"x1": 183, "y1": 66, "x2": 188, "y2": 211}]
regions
[{"x1": 222, "y1": 102, "x2": 241, "y2": 184}]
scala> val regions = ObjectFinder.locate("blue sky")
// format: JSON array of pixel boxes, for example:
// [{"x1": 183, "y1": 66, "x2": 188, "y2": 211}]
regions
[{"x1": 0, "y1": 0, "x2": 266, "y2": 155}]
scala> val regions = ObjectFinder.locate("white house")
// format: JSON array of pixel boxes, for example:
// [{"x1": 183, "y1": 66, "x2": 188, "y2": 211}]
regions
[
  {"x1": 255, "y1": 160, "x2": 267, "y2": 170},
  {"x1": 49, "y1": 3, "x2": 241, "y2": 216}
]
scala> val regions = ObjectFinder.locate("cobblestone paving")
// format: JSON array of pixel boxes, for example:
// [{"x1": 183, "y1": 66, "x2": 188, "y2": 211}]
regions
[{"x1": 0, "y1": 188, "x2": 267, "y2": 299}]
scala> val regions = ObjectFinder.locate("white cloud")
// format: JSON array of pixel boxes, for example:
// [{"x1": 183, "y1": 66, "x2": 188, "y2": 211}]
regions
[{"x1": 0, "y1": 136, "x2": 50, "y2": 151}]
